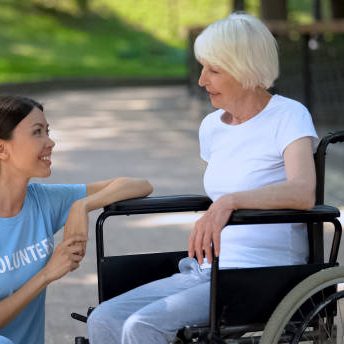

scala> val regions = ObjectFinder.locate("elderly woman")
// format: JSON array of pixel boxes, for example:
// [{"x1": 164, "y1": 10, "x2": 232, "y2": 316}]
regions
[{"x1": 87, "y1": 13, "x2": 317, "y2": 344}]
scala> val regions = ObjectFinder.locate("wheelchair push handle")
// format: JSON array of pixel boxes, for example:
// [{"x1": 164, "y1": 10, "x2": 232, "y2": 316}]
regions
[
  {"x1": 319, "y1": 130, "x2": 344, "y2": 149},
  {"x1": 328, "y1": 130, "x2": 344, "y2": 144}
]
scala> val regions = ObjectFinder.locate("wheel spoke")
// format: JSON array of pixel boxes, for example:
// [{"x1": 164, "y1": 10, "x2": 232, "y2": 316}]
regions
[{"x1": 261, "y1": 268, "x2": 344, "y2": 344}]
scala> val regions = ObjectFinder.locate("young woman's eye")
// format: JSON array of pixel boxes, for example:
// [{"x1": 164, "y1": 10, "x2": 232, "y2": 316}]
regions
[{"x1": 33, "y1": 128, "x2": 42, "y2": 136}]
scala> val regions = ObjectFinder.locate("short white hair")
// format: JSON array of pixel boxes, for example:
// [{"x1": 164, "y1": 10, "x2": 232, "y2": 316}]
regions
[{"x1": 194, "y1": 13, "x2": 279, "y2": 89}]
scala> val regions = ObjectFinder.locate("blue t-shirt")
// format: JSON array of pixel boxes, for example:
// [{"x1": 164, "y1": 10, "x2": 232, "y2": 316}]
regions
[{"x1": 0, "y1": 183, "x2": 87, "y2": 344}]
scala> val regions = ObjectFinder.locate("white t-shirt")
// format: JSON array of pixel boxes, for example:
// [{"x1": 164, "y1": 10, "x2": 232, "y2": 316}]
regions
[{"x1": 199, "y1": 95, "x2": 318, "y2": 269}]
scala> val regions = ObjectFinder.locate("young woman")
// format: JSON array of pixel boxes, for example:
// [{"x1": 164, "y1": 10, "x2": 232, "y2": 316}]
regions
[{"x1": 0, "y1": 95, "x2": 153, "y2": 344}]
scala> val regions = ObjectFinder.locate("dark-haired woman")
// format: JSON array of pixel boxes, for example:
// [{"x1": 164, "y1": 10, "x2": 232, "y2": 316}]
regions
[{"x1": 0, "y1": 95, "x2": 153, "y2": 344}]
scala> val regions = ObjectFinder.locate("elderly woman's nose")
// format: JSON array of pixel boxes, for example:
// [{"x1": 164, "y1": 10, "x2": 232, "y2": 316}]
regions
[{"x1": 198, "y1": 69, "x2": 207, "y2": 86}]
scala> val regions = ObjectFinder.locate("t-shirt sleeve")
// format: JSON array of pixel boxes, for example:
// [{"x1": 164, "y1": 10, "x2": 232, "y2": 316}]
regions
[
  {"x1": 199, "y1": 116, "x2": 211, "y2": 162},
  {"x1": 275, "y1": 104, "x2": 318, "y2": 156},
  {"x1": 32, "y1": 183, "x2": 87, "y2": 234}
]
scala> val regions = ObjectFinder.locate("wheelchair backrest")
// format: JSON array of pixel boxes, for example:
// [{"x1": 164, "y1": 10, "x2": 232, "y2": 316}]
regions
[{"x1": 309, "y1": 130, "x2": 344, "y2": 263}]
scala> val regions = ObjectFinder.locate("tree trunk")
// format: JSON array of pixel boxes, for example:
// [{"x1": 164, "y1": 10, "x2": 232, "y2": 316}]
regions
[
  {"x1": 313, "y1": 0, "x2": 322, "y2": 20},
  {"x1": 330, "y1": 0, "x2": 344, "y2": 19},
  {"x1": 232, "y1": 0, "x2": 245, "y2": 11},
  {"x1": 260, "y1": 0, "x2": 287, "y2": 20}
]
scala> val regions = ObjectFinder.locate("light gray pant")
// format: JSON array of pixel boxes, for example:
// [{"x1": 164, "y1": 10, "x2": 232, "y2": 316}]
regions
[
  {"x1": 0, "y1": 336, "x2": 14, "y2": 344},
  {"x1": 87, "y1": 257, "x2": 211, "y2": 344}
]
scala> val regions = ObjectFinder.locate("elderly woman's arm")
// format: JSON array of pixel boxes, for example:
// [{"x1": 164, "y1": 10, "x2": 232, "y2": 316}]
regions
[{"x1": 189, "y1": 137, "x2": 315, "y2": 264}]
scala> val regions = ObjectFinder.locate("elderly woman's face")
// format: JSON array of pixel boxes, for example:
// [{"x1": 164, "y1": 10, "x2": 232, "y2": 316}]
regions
[{"x1": 198, "y1": 61, "x2": 244, "y2": 110}]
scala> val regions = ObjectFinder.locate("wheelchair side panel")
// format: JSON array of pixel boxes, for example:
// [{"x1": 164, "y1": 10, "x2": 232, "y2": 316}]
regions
[
  {"x1": 216, "y1": 263, "x2": 334, "y2": 326},
  {"x1": 99, "y1": 250, "x2": 188, "y2": 303}
]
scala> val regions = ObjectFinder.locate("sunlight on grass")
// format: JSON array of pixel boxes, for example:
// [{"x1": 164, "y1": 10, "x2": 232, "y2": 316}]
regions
[
  {"x1": 9, "y1": 44, "x2": 55, "y2": 62},
  {"x1": 0, "y1": 1, "x2": 190, "y2": 82},
  {"x1": 93, "y1": 0, "x2": 230, "y2": 47},
  {"x1": 0, "y1": 0, "x2": 328, "y2": 83}
]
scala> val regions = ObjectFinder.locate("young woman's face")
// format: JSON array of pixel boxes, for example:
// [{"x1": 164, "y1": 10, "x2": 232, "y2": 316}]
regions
[
  {"x1": 4, "y1": 107, "x2": 55, "y2": 179},
  {"x1": 198, "y1": 61, "x2": 245, "y2": 110}
]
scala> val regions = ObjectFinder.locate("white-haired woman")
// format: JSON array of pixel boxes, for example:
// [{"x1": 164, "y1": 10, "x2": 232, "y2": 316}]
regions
[{"x1": 87, "y1": 13, "x2": 318, "y2": 344}]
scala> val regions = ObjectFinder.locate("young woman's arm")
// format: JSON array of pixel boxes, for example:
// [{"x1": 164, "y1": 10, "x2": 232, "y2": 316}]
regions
[
  {"x1": 189, "y1": 137, "x2": 316, "y2": 264},
  {"x1": 0, "y1": 236, "x2": 84, "y2": 328},
  {"x1": 85, "y1": 177, "x2": 153, "y2": 208},
  {"x1": 63, "y1": 177, "x2": 153, "y2": 243}
]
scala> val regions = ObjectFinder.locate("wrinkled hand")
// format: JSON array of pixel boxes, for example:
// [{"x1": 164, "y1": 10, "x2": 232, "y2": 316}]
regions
[
  {"x1": 188, "y1": 196, "x2": 234, "y2": 264},
  {"x1": 43, "y1": 236, "x2": 85, "y2": 283},
  {"x1": 63, "y1": 200, "x2": 89, "y2": 256}
]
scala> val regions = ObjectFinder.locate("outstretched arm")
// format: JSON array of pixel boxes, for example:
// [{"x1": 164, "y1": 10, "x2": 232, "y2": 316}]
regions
[
  {"x1": 63, "y1": 177, "x2": 153, "y2": 243},
  {"x1": 0, "y1": 179, "x2": 152, "y2": 328},
  {"x1": 85, "y1": 177, "x2": 153, "y2": 211},
  {"x1": 189, "y1": 137, "x2": 316, "y2": 264}
]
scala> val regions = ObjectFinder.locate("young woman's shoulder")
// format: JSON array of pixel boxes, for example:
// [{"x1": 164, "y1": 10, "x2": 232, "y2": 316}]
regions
[{"x1": 27, "y1": 183, "x2": 87, "y2": 201}]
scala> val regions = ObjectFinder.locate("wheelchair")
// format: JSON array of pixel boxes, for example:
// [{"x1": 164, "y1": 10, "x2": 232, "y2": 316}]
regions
[{"x1": 72, "y1": 130, "x2": 344, "y2": 343}]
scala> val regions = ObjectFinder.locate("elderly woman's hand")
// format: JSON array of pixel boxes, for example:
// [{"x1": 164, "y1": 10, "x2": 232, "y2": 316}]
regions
[{"x1": 188, "y1": 195, "x2": 235, "y2": 264}]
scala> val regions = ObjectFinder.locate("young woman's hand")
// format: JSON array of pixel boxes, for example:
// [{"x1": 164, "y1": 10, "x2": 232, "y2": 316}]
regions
[
  {"x1": 188, "y1": 195, "x2": 234, "y2": 264},
  {"x1": 0, "y1": 236, "x2": 85, "y2": 328},
  {"x1": 42, "y1": 236, "x2": 85, "y2": 284},
  {"x1": 63, "y1": 200, "x2": 89, "y2": 256}
]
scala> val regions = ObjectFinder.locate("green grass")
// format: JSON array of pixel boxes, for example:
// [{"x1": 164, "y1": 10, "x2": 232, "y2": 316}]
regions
[
  {"x1": 0, "y1": 0, "x2": 328, "y2": 83},
  {"x1": 0, "y1": 0, "x2": 230, "y2": 83}
]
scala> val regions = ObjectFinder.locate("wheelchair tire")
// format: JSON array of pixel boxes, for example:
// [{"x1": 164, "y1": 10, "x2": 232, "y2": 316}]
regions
[{"x1": 260, "y1": 266, "x2": 344, "y2": 344}]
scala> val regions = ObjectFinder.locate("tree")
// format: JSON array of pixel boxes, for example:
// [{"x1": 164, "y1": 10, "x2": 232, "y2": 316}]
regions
[
  {"x1": 330, "y1": 0, "x2": 344, "y2": 19},
  {"x1": 260, "y1": 0, "x2": 287, "y2": 20},
  {"x1": 233, "y1": 0, "x2": 245, "y2": 11}
]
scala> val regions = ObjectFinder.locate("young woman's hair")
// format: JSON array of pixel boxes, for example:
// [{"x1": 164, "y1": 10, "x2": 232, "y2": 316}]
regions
[
  {"x1": 194, "y1": 12, "x2": 279, "y2": 89},
  {"x1": 0, "y1": 95, "x2": 43, "y2": 140}
]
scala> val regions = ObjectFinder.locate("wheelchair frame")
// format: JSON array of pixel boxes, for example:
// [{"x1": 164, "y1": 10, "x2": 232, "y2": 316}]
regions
[{"x1": 73, "y1": 131, "x2": 344, "y2": 344}]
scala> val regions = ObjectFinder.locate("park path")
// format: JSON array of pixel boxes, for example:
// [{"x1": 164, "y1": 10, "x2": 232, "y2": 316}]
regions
[{"x1": 22, "y1": 85, "x2": 343, "y2": 343}]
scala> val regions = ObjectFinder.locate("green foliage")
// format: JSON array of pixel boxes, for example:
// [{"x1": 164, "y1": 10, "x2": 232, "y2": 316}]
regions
[
  {"x1": 0, "y1": 0, "x2": 327, "y2": 83},
  {"x1": 0, "y1": 0, "x2": 232, "y2": 83},
  {"x1": 91, "y1": 0, "x2": 230, "y2": 47},
  {"x1": 0, "y1": 3, "x2": 155, "y2": 81}
]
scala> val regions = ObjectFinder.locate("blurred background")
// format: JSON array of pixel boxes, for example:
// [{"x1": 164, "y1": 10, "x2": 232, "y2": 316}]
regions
[
  {"x1": 0, "y1": 0, "x2": 343, "y2": 125},
  {"x1": 1, "y1": 1, "x2": 343, "y2": 342}
]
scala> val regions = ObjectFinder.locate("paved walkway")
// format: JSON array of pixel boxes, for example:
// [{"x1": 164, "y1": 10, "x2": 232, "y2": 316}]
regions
[{"x1": 23, "y1": 86, "x2": 344, "y2": 343}]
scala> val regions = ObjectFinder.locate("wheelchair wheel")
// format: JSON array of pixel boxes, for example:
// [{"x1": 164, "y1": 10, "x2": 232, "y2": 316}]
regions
[{"x1": 261, "y1": 266, "x2": 344, "y2": 344}]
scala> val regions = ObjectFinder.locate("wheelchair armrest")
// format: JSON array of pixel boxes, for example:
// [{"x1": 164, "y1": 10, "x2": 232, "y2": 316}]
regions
[
  {"x1": 102, "y1": 199, "x2": 341, "y2": 262},
  {"x1": 104, "y1": 195, "x2": 212, "y2": 214},
  {"x1": 104, "y1": 196, "x2": 340, "y2": 225},
  {"x1": 229, "y1": 205, "x2": 340, "y2": 225}
]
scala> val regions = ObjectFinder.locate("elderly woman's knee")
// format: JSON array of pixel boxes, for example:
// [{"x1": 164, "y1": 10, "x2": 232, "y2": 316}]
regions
[
  {"x1": 87, "y1": 303, "x2": 125, "y2": 335},
  {"x1": 87, "y1": 305, "x2": 108, "y2": 328},
  {"x1": 122, "y1": 313, "x2": 152, "y2": 336}
]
